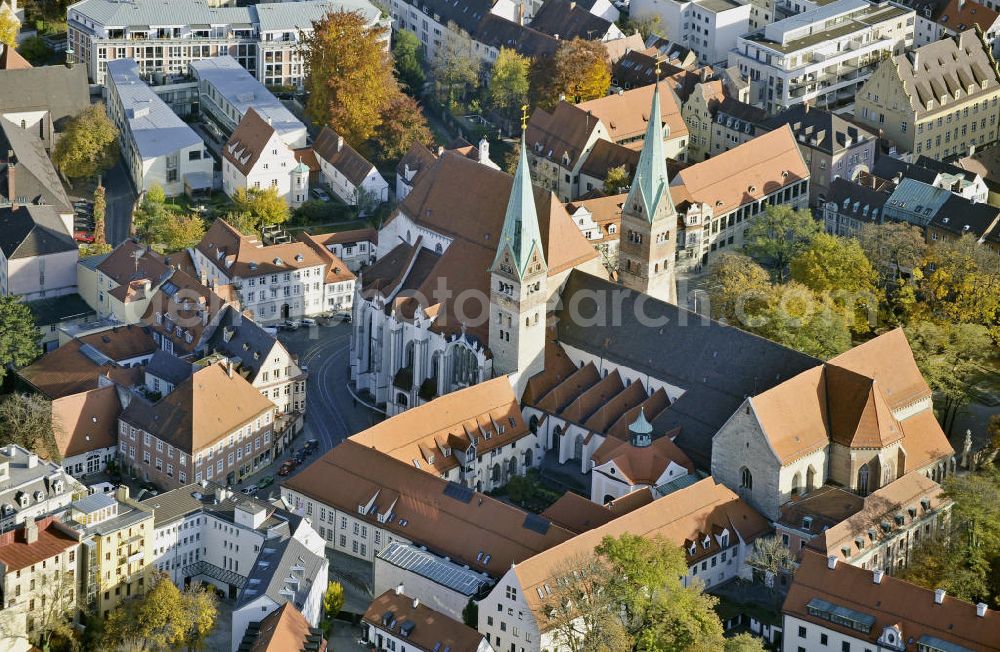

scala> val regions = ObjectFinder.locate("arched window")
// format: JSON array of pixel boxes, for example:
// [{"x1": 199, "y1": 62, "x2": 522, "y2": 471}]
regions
[
  {"x1": 791, "y1": 472, "x2": 802, "y2": 496},
  {"x1": 524, "y1": 448, "x2": 533, "y2": 467},
  {"x1": 806, "y1": 465, "x2": 817, "y2": 492},
  {"x1": 740, "y1": 467, "x2": 752, "y2": 490},
  {"x1": 491, "y1": 464, "x2": 501, "y2": 483},
  {"x1": 882, "y1": 461, "x2": 894, "y2": 487},
  {"x1": 434, "y1": 242, "x2": 443, "y2": 254},
  {"x1": 858, "y1": 465, "x2": 870, "y2": 495}
]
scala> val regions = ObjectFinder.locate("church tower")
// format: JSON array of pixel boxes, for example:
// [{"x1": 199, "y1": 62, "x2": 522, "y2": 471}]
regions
[
  {"x1": 629, "y1": 407, "x2": 653, "y2": 448},
  {"x1": 489, "y1": 119, "x2": 547, "y2": 398},
  {"x1": 618, "y1": 73, "x2": 678, "y2": 304}
]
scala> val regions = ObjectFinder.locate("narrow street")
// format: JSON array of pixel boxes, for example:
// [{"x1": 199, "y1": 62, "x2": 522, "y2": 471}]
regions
[{"x1": 102, "y1": 159, "x2": 137, "y2": 245}]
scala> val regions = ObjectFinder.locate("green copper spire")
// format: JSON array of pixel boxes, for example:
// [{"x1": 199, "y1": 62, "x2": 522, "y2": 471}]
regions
[
  {"x1": 626, "y1": 80, "x2": 675, "y2": 222},
  {"x1": 493, "y1": 132, "x2": 545, "y2": 278}
]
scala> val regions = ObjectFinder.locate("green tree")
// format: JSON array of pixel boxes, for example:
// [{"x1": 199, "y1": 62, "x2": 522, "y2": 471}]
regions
[
  {"x1": 725, "y1": 633, "x2": 768, "y2": 652},
  {"x1": 533, "y1": 38, "x2": 611, "y2": 110},
  {"x1": 489, "y1": 47, "x2": 530, "y2": 123},
  {"x1": 323, "y1": 582, "x2": 345, "y2": 619},
  {"x1": 743, "y1": 204, "x2": 821, "y2": 281},
  {"x1": 461, "y1": 599, "x2": 478, "y2": 628},
  {"x1": 93, "y1": 184, "x2": 107, "y2": 246},
  {"x1": 160, "y1": 213, "x2": 206, "y2": 252},
  {"x1": 232, "y1": 186, "x2": 290, "y2": 226},
  {"x1": 181, "y1": 584, "x2": 217, "y2": 651},
  {"x1": 302, "y1": 10, "x2": 396, "y2": 146},
  {"x1": 618, "y1": 14, "x2": 662, "y2": 40},
  {"x1": 52, "y1": 103, "x2": 120, "y2": 179},
  {"x1": 918, "y1": 235, "x2": 1000, "y2": 336},
  {"x1": 0, "y1": 295, "x2": 40, "y2": 382},
  {"x1": 502, "y1": 139, "x2": 521, "y2": 175},
  {"x1": 393, "y1": 30, "x2": 426, "y2": 97},
  {"x1": 750, "y1": 282, "x2": 852, "y2": 359},
  {"x1": 0, "y1": 394, "x2": 59, "y2": 461},
  {"x1": 0, "y1": 4, "x2": 18, "y2": 47},
  {"x1": 373, "y1": 92, "x2": 433, "y2": 162},
  {"x1": 431, "y1": 25, "x2": 481, "y2": 106},
  {"x1": 17, "y1": 36, "x2": 51, "y2": 65},
  {"x1": 706, "y1": 253, "x2": 772, "y2": 324},
  {"x1": 103, "y1": 575, "x2": 218, "y2": 651},
  {"x1": 145, "y1": 183, "x2": 166, "y2": 205},
  {"x1": 790, "y1": 233, "x2": 881, "y2": 333},
  {"x1": 221, "y1": 211, "x2": 260, "y2": 237},
  {"x1": 905, "y1": 321, "x2": 992, "y2": 434},
  {"x1": 603, "y1": 164, "x2": 630, "y2": 195},
  {"x1": 857, "y1": 221, "x2": 926, "y2": 325}
]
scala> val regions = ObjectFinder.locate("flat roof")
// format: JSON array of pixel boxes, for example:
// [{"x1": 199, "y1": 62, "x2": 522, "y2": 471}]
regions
[
  {"x1": 748, "y1": 1, "x2": 911, "y2": 54},
  {"x1": 377, "y1": 541, "x2": 493, "y2": 597},
  {"x1": 107, "y1": 59, "x2": 204, "y2": 159},
  {"x1": 189, "y1": 56, "x2": 304, "y2": 139}
]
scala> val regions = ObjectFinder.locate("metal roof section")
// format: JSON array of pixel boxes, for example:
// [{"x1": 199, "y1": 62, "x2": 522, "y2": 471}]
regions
[{"x1": 377, "y1": 541, "x2": 494, "y2": 597}]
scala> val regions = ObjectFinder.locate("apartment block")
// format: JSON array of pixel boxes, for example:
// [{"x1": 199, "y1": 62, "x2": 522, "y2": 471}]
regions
[
  {"x1": 631, "y1": 0, "x2": 753, "y2": 64},
  {"x1": 105, "y1": 59, "x2": 213, "y2": 196},
  {"x1": 0, "y1": 445, "x2": 85, "y2": 533},
  {"x1": 731, "y1": 0, "x2": 914, "y2": 113},
  {"x1": 855, "y1": 29, "x2": 1000, "y2": 160},
  {"x1": 68, "y1": 0, "x2": 386, "y2": 86}
]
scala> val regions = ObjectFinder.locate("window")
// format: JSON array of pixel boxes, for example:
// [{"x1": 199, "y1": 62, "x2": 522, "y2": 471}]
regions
[
  {"x1": 821, "y1": 633, "x2": 828, "y2": 645},
  {"x1": 740, "y1": 467, "x2": 753, "y2": 490}
]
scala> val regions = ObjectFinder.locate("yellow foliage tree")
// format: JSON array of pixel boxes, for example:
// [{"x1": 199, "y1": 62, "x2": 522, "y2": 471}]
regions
[
  {"x1": 302, "y1": 10, "x2": 396, "y2": 146},
  {"x1": 0, "y1": 5, "x2": 18, "y2": 48},
  {"x1": 534, "y1": 38, "x2": 611, "y2": 110}
]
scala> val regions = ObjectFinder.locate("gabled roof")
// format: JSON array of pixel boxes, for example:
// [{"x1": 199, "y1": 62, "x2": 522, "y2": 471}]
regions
[
  {"x1": 512, "y1": 478, "x2": 769, "y2": 618},
  {"x1": 578, "y1": 82, "x2": 688, "y2": 147},
  {"x1": 312, "y1": 126, "x2": 378, "y2": 187},
  {"x1": 591, "y1": 431, "x2": 694, "y2": 486},
  {"x1": 761, "y1": 105, "x2": 875, "y2": 155},
  {"x1": 51, "y1": 385, "x2": 121, "y2": 459},
  {"x1": 139, "y1": 266, "x2": 234, "y2": 356},
  {"x1": 283, "y1": 440, "x2": 576, "y2": 576},
  {"x1": 0, "y1": 63, "x2": 89, "y2": 129},
  {"x1": 95, "y1": 240, "x2": 173, "y2": 288},
  {"x1": 824, "y1": 365, "x2": 903, "y2": 449},
  {"x1": 223, "y1": 107, "x2": 279, "y2": 177},
  {"x1": 18, "y1": 338, "x2": 145, "y2": 399},
  {"x1": 751, "y1": 366, "x2": 831, "y2": 464},
  {"x1": 0, "y1": 46, "x2": 31, "y2": 70},
  {"x1": 529, "y1": 0, "x2": 616, "y2": 40},
  {"x1": 364, "y1": 590, "x2": 485, "y2": 652},
  {"x1": 242, "y1": 603, "x2": 327, "y2": 652},
  {"x1": 935, "y1": 0, "x2": 1000, "y2": 31},
  {"x1": 395, "y1": 141, "x2": 437, "y2": 186},
  {"x1": 784, "y1": 550, "x2": 1000, "y2": 651},
  {"x1": 203, "y1": 305, "x2": 281, "y2": 384},
  {"x1": 525, "y1": 101, "x2": 601, "y2": 167},
  {"x1": 1, "y1": 119, "x2": 72, "y2": 212},
  {"x1": 0, "y1": 204, "x2": 77, "y2": 259},
  {"x1": 120, "y1": 360, "x2": 275, "y2": 452},
  {"x1": 474, "y1": 14, "x2": 560, "y2": 58},
  {"x1": 0, "y1": 516, "x2": 80, "y2": 572},
  {"x1": 827, "y1": 328, "x2": 931, "y2": 411},
  {"x1": 578, "y1": 138, "x2": 640, "y2": 180},
  {"x1": 197, "y1": 219, "x2": 330, "y2": 279},
  {"x1": 540, "y1": 491, "x2": 620, "y2": 533}
]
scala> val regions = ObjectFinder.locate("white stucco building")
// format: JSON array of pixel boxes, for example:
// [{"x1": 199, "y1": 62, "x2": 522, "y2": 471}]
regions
[
  {"x1": 631, "y1": 0, "x2": 753, "y2": 64},
  {"x1": 222, "y1": 108, "x2": 309, "y2": 207}
]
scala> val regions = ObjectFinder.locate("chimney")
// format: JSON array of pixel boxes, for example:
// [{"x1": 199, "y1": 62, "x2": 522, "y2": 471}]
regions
[
  {"x1": 913, "y1": 51, "x2": 920, "y2": 73},
  {"x1": 554, "y1": 33, "x2": 560, "y2": 40},
  {"x1": 569, "y1": 0, "x2": 576, "y2": 8},
  {"x1": 873, "y1": 569, "x2": 884, "y2": 584},
  {"x1": 827, "y1": 555, "x2": 838, "y2": 570},
  {"x1": 23, "y1": 519, "x2": 38, "y2": 545},
  {"x1": 6, "y1": 150, "x2": 15, "y2": 206},
  {"x1": 116, "y1": 485, "x2": 130, "y2": 502},
  {"x1": 517, "y1": 1, "x2": 524, "y2": 25},
  {"x1": 412, "y1": 597, "x2": 420, "y2": 608},
  {"x1": 977, "y1": 602, "x2": 988, "y2": 617},
  {"x1": 226, "y1": 360, "x2": 234, "y2": 378},
  {"x1": 959, "y1": 0, "x2": 966, "y2": 9},
  {"x1": 214, "y1": 486, "x2": 226, "y2": 504},
  {"x1": 27, "y1": 453, "x2": 38, "y2": 469},
  {"x1": 478, "y1": 137, "x2": 490, "y2": 163},
  {"x1": 336, "y1": 135, "x2": 344, "y2": 151},
  {"x1": 395, "y1": 583, "x2": 404, "y2": 595},
  {"x1": 934, "y1": 588, "x2": 946, "y2": 604}
]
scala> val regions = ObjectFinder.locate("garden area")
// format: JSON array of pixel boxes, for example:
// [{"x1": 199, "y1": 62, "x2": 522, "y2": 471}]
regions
[{"x1": 489, "y1": 469, "x2": 564, "y2": 513}]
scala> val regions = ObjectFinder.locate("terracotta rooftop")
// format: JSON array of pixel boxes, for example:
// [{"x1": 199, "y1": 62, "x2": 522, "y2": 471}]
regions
[
  {"x1": 347, "y1": 377, "x2": 529, "y2": 476},
  {"x1": 51, "y1": 385, "x2": 121, "y2": 460},
  {"x1": 243, "y1": 603, "x2": 326, "y2": 652},
  {"x1": 591, "y1": 430, "x2": 694, "y2": 486},
  {"x1": 197, "y1": 219, "x2": 331, "y2": 280},
  {"x1": 578, "y1": 82, "x2": 688, "y2": 147},
  {"x1": 77, "y1": 325, "x2": 156, "y2": 362},
  {"x1": 283, "y1": 440, "x2": 576, "y2": 576},
  {"x1": 364, "y1": 589, "x2": 485, "y2": 652},
  {"x1": 0, "y1": 517, "x2": 79, "y2": 573},
  {"x1": 18, "y1": 339, "x2": 144, "y2": 399},
  {"x1": 784, "y1": 550, "x2": 1000, "y2": 651},
  {"x1": 312, "y1": 126, "x2": 377, "y2": 187},
  {"x1": 223, "y1": 108, "x2": 279, "y2": 177},
  {"x1": 540, "y1": 492, "x2": 619, "y2": 533}
]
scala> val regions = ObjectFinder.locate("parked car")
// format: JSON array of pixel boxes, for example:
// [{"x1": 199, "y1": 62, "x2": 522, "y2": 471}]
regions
[
  {"x1": 311, "y1": 188, "x2": 332, "y2": 202},
  {"x1": 301, "y1": 318, "x2": 317, "y2": 327},
  {"x1": 74, "y1": 230, "x2": 95, "y2": 244},
  {"x1": 257, "y1": 475, "x2": 274, "y2": 489},
  {"x1": 284, "y1": 319, "x2": 301, "y2": 330},
  {"x1": 262, "y1": 326, "x2": 278, "y2": 337},
  {"x1": 278, "y1": 462, "x2": 295, "y2": 476},
  {"x1": 241, "y1": 485, "x2": 257, "y2": 495},
  {"x1": 303, "y1": 439, "x2": 319, "y2": 451}
]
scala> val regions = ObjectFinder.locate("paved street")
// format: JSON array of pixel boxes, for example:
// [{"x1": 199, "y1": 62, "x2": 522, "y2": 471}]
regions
[{"x1": 102, "y1": 158, "x2": 137, "y2": 245}]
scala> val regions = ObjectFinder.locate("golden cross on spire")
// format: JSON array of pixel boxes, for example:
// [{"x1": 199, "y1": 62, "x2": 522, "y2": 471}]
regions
[
  {"x1": 655, "y1": 61, "x2": 662, "y2": 80},
  {"x1": 521, "y1": 105, "x2": 529, "y2": 131}
]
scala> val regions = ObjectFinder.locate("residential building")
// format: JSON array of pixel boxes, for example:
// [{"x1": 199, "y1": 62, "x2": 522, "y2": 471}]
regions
[
  {"x1": 671, "y1": 125, "x2": 810, "y2": 268},
  {"x1": 524, "y1": 101, "x2": 609, "y2": 202},
  {"x1": 347, "y1": 377, "x2": 543, "y2": 492},
  {"x1": 1, "y1": 117, "x2": 73, "y2": 214},
  {"x1": 731, "y1": 0, "x2": 915, "y2": 113},
  {"x1": 0, "y1": 204, "x2": 78, "y2": 300},
  {"x1": 855, "y1": 29, "x2": 1000, "y2": 159},
  {"x1": 203, "y1": 305, "x2": 308, "y2": 421},
  {"x1": 236, "y1": 603, "x2": 327, "y2": 652},
  {"x1": 297, "y1": 228, "x2": 377, "y2": 273},
  {"x1": 578, "y1": 83, "x2": 690, "y2": 160},
  {"x1": 141, "y1": 265, "x2": 237, "y2": 358},
  {"x1": 25, "y1": 293, "x2": 95, "y2": 352},
  {"x1": 712, "y1": 329, "x2": 956, "y2": 520},
  {"x1": 84, "y1": 240, "x2": 172, "y2": 321},
  {"x1": 222, "y1": 108, "x2": 309, "y2": 207},
  {"x1": 363, "y1": 588, "x2": 493, "y2": 652},
  {"x1": 118, "y1": 359, "x2": 277, "y2": 490},
  {"x1": 312, "y1": 127, "x2": 388, "y2": 209},
  {"x1": 16, "y1": 335, "x2": 146, "y2": 400},
  {"x1": 563, "y1": 192, "x2": 624, "y2": 268},
  {"x1": 189, "y1": 56, "x2": 306, "y2": 148},
  {"x1": 821, "y1": 175, "x2": 894, "y2": 235},
  {"x1": 476, "y1": 478, "x2": 769, "y2": 651},
  {"x1": 926, "y1": 194, "x2": 1000, "y2": 243},
  {"x1": 681, "y1": 79, "x2": 767, "y2": 162},
  {"x1": 351, "y1": 149, "x2": 603, "y2": 415},
  {"x1": 776, "y1": 471, "x2": 949, "y2": 572},
  {"x1": 0, "y1": 61, "x2": 89, "y2": 151},
  {"x1": 61, "y1": 488, "x2": 155, "y2": 619},
  {"x1": 281, "y1": 440, "x2": 576, "y2": 573},
  {"x1": 0, "y1": 516, "x2": 81, "y2": 645},
  {"x1": 630, "y1": 0, "x2": 753, "y2": 64},
  {"x1": 760, "y1": 105, "x2": 878, "y2": 205},
  {"x1": 105, "y1": 59, "x2": 214, "y2": 197},
  {"x1": 395, "y1": 142, "x2": 438, "y2": 201},
  {"x1": 875, "y1": 154, "x2": 990, "y2": 202},
  {"x1": 381, "y1": 0, "x2": 519, "y2": 63},
  {"x1": 193, "y1": 219, "x2": 353, "y2": 320},
  {"x1": 528, "y1": 0, "x2": 624, "y2": 41},
  {"x1": 230, "y1": 507, "x2": 328, "y2": 652},
  {"x1": 926, "y1": 0, "x2": 1000, "y2": 55},
  {"x1": 957, "y1": 140, "x2": 1000, "y2": 202},
  {"x1": 0, "y1": 444, "x2": 85, "y2": 532},
  {"x1": 577, "y1": 139, "x2": 640, "y2": 196},
  {"x1": 51, "y1": 385, "x2": 121, "y2": 479},
  {"x1": 373, "y1": 542, "x2": 493, "y2": 623},
  {"x1": 68, "y1": 0, "x2": 386, "y2": 86},
  {"x1": 782, "y1": 550, "x2": 1000, "y2": 652}
]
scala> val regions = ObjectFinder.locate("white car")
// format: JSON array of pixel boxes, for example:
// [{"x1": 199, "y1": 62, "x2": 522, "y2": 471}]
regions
[{"x1": 301, "y1": 318, "x2": 317, "y2": 327}]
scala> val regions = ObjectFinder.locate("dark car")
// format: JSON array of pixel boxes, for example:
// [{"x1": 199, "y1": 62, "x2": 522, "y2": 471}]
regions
[
  {"x1": 277, "y1": 462, "x2": 295, "y2": 476},
  {"x1": 257, "y1": 475, "x2": 274, "y2": 489},
  {"x1": 304, "y1": 439, "x2": 319, "y2": 451}
]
